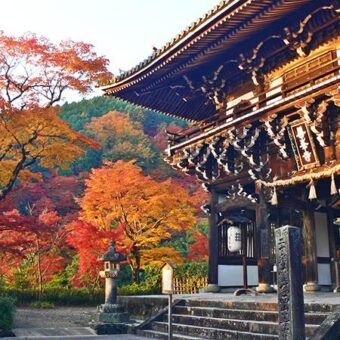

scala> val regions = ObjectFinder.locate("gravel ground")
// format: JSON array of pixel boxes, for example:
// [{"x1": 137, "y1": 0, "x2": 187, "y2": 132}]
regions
[{"x1": 14, "y1": 307, "x2": 98, "y2": 328}]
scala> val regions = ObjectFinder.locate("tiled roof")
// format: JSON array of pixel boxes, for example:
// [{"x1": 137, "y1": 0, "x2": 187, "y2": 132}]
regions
[
  {"x1": 103, "y1": 0, "x2": 233, "y2": 86},
  {"x1": 101, "y1": 0, "x2": 322, "y2": 121}
]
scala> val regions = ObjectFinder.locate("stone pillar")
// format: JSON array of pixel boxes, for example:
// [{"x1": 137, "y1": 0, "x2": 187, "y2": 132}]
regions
[
  {"x1": 105, "y1": 277, "x2": 117, "y2": 305},
  {"x1": 206, "y1": 187, "x2": 220, "y2": 292},
  {"x1": 256, "y1": 183, "x2": 273, "y2": 293},
  {"x1": 303, "y1": 207, "x2": 319, "y2": 292},
  {"x1": 275, "y1": 225, "x2": 305, "y2": 340}
]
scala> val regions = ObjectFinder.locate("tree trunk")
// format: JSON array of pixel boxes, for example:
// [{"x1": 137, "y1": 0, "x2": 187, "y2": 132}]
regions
[
  {"x1": 132, "y1": 249, "x2": 141, "y2": 284},
  {"x1": 35, "y1": 235, "x2": 43, "y2": 300}
]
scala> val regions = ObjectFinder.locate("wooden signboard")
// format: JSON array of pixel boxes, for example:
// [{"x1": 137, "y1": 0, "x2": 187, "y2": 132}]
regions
[
  {"x1": 161, "y1": 262, "x2": 174, "y2": 294},
  {"x1": 288, "y1": 119, "x2": 320, "y2": 170}
]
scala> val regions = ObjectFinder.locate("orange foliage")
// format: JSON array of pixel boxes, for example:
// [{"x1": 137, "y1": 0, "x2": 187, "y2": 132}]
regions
[
  {"x1": 140, "y1": 247, "x2": 184, "y2": 267},
  {"x1": 0, "y1": 32, "x2": 110, "y2": 199},
  {"x1": 78, "y1": 160, "x2": 196, "y2": 282},
  {"x1": 0, "y1": 31, "x2": 110, "y2": 109},
  {"x1": 0, "y1": 107, "x2": 99, "y2": 196}
]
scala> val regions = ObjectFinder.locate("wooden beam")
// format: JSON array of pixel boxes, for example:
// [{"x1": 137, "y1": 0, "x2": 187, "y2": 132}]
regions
[
  {"x1": 255, "y1": 183, "x2": 273, "y2": 293},
  {"x1": 302, "y1": 201, "x2": 320, "y2": 292},
  {"x1": 207, "y1": 187, "x2": 220, "y2": 292},
  {"x1": 327, "y1": 207, "x2": 337, "y2": 289}
]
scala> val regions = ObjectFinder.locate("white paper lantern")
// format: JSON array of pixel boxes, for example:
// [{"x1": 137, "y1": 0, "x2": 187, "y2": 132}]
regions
[{"x1": 227, "y1": 226, "x2": 242, "y2": 252}]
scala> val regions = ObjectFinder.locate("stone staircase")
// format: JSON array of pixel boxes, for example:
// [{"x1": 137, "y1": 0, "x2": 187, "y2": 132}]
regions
[{"x1": 137, "y1": 299, "x2": 334, "y2": 339}]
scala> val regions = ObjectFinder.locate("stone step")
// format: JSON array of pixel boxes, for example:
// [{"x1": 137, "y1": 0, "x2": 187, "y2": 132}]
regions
[
  {"x1": 304, "y1": 303, "x2": 337, "y2": 313},
  {"x1": 184, "y1": 299, "x2": 336, "y2": 313},
  {"x1": 139, "y1": 329, "x2": 204, "y2": 340},
  {"x1": 159, "y1": 315, "x2": 318, "y2": 337},
  {"x1": 13, "y1": 327, "x2": 97, "y2": 337},
  {"x1": 173, "y1": 305, "x2": 327, "y2": 324},
  {"x1": 166, "y1": 314, "x2": 279, "y2": 335},
  {"x1": 175, "y1": 305, "x2": 278, "y2": 322},
  {"x1": 12, "y1": 335, "x2": 148, "y2": 340},
  {"x1": 184, "y1": 299, "x2": 278, "y2": 312},
  {"x1": 148, "y1": 322, "x2": 279, "y2": 339}
]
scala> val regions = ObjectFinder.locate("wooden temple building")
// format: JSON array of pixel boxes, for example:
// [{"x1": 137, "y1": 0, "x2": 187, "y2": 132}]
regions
[{"x1": 102, "y1": 0, "x2": 340, "y2": 293}]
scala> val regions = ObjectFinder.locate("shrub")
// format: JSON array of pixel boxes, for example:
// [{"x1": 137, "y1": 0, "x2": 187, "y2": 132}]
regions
[
  {"x1": 118, "y1": 266, "x2": 161, "y2": 296},
  {"x1": 0, "y1": 296, "x2": 15, "y2": 331},
  {"x1": 0, "y1": 288, "x2": 104, "y2": 306},
  {"x1": 174, "y1": 262, "x2": 208, "y2": 279},
  {"x1": 140, "y1": 265, "x2": 161, "y2": 287},
  {"x1": 116, "y1": 264, "x2": 133, "y2": 286},
  {"x1": 118, "y1": 282, "x2": 160, "y2": 296},
  {"x1": 117, "y1": 263, "x2": 207, "y2": 296},
  {"x1": 29, "y1": 301, "x2": 55, "y2": 309}
]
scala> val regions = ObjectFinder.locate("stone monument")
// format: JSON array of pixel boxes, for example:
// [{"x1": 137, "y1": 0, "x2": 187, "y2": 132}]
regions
[
  {"x1": 95, "y1": 240, "x2": 129, "y2": 334},
  {"x1": 275, "y1": 225, "x2": 305, "y2": 340}
]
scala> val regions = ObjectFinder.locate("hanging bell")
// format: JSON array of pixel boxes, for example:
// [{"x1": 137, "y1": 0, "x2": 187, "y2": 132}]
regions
[
  {"x1": 330, "y1": 174, "x2": 338, "y2": 195},
  {"x1": 271, "y1": 187, "x2": 278, "y2": 206},
  {"x1": 308, "y1": 180, "x2": 317, "y2": 200}
]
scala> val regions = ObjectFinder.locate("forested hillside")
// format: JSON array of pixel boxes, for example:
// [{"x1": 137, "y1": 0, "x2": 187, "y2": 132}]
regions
[
  {"x1": 60, "y1": 96, "x2": 187, "y2": 136},
  {"x1": 0, "y1": 90, "x2": 208, "y2": 291}
]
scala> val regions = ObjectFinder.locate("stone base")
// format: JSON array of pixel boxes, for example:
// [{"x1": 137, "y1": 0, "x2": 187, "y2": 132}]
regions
[
  {"x1": 303, "y1": 282, "x2": 320, "y2": 293},
  {"x1": 93, "y1": 322, "x2": 128, "y2": 335},
  {"x1": 256, "y1": 283, "x2": 274, "y2": 293},
  {"x1": 96, "y1": 303, "x2": 130, "y2": 324},
  {"x1": 98, "y1": 312, "x2": 130, "y2": 323},
  {"x1": 204, "y1": 284, "x2": 220, "y2": 293},
  {"x1": 234, "y1": 288, "x2": 257, "y2": 296}
]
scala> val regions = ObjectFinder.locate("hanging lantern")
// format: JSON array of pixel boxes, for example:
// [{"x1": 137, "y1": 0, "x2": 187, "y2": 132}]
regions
[
  {"x1": 227, "y1": 226, "x2": 242, "y2": 252},
  {"x1": 271, "y1": 187, "x2": 278, "y2": 206},
  {"x1": 308, "y1": 180, "x2": 317, "y2": 200},
  {"x1": 331, "y1": 174, "x2": 338, "y2": 195}
]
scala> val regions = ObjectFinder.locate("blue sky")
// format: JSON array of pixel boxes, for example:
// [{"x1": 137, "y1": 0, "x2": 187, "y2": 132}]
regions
[{"x1": 2, "y1": 0, "x2": 220, "y2": 75}]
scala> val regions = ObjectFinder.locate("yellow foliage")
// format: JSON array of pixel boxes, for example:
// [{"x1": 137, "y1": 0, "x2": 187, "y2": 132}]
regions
[
  {"x1": 140, "y1": 247, "x2": 184, "y2": 268},
  {"x1": 85, "y1": 111, "x2": 155, "y2": 165},
  {"x1": 0, "y1": 107, "x2": 98, "y2": 193}
]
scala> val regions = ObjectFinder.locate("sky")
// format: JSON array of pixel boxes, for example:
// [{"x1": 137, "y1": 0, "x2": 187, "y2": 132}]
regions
[{"x1": 2, "y1": 0, "x2": 221, "y2": 75}]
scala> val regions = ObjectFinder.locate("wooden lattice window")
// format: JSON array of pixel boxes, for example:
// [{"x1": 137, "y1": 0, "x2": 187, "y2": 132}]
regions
[{"x1": 283, "y1": 51, "x2": 336, "y2": 95}]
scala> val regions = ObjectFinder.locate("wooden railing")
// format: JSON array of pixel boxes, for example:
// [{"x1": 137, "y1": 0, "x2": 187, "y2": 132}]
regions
[
  {"x1": 167, "y1": 53, "x2": 340, "y2": 148},
  {"x1": 173, "y1": 277, "x2": 208, "y2": 294}
]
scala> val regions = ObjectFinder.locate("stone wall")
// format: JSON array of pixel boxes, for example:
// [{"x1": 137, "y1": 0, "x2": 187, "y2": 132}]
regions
[{"x1": 117, "y1": 296, "x2": 168, "y2": 320}]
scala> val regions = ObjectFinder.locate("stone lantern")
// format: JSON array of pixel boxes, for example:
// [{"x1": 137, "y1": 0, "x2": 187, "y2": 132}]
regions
[
  {"x1": 96, "y1": 240, "x2": 129, "y2": 326},
  {"x1": 99, "y1": 240, "x2": 126, "y2": 305}
]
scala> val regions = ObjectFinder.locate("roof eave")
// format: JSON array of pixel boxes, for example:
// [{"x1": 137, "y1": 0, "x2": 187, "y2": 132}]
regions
[{"x1": 100, "y1": 0, "x2": 247, "y2": 92}]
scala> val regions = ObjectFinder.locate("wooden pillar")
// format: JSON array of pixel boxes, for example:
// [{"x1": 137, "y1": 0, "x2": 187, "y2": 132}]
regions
[
  {"x1": 255, "y1": 183, "x2": 273, "y2": 293},
  {"x1": 302, "y1": 204, "x2": 319, "y2": 292},
  {"x1": 206, "y1": 187, "x2": 220, "y2": 292},
  {"x1": 326, "y1": 207, "x2": 337, "y2": 290}
]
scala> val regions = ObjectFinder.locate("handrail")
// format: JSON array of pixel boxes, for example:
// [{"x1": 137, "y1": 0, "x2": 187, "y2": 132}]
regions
[{"x1": 135, "y1": 299, "x2": 184, "y2": 330}]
